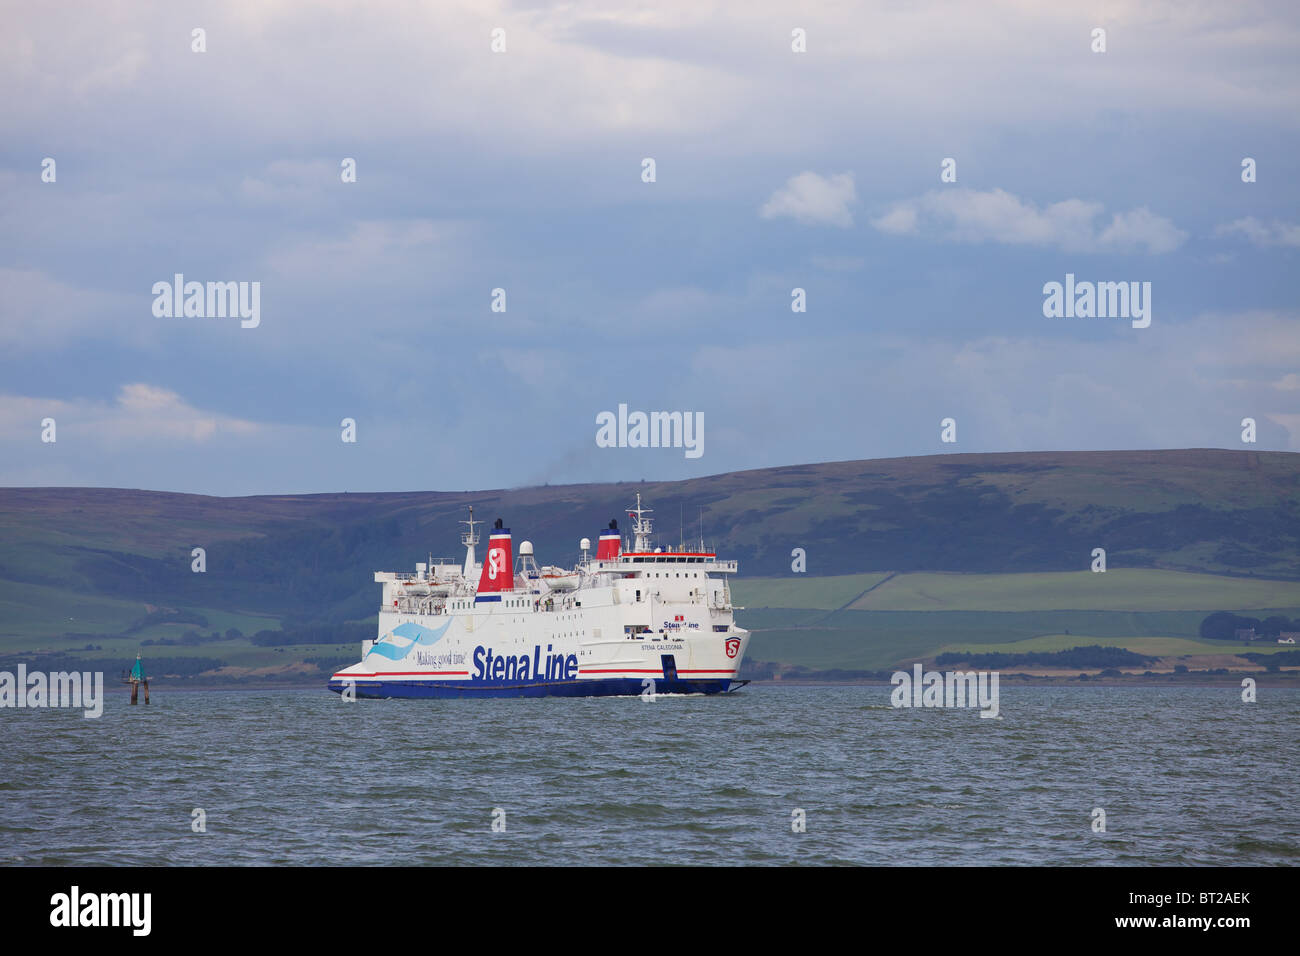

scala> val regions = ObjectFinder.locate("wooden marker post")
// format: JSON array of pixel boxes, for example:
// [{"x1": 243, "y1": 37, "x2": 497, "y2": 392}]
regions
[{"x1": 125, "y1": 654, "x2": 149, "y2": 705}]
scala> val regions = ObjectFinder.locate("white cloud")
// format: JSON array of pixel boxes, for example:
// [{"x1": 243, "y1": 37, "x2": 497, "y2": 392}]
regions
[
  {"x1": 687, "y1": 310, "x2": 1300, "y2": 462},
  {"x1": 809, "y1": 255, "x2": 866, "y2": 272},
  {"x1": 871, "y1": 188, "x2": 1187, "y2": 253},
  {"x1": 3, "y1": 1, "x2": 1298, "y2": 182},
  {"x1": 1215, "y1": 217, "x2": 1300, "y2": 247},
  {"x1": 0, "y1": 268, "x2": 142, "y2": 351},
  {"x1": 1185, "y1": 311, "x2": 1300, "y2": 367},
  {"x1": 265, "y1": 219, "x2": 465, "y2": 281},
  {"x1": 0, "y1": 384, "x2": 264, "y2": 444},
  {"x1": 239, "y1": 159, "x2": 339, "y2": 207},
  {"x1": 0, "y1": 384, "x2": 354, "y2": 494},
  {"x1": 871, "y1": 205, "x2": 919, "y2": 236},
  {"x1": 760, "y1": 172, "x2": 857, "y2": 228},
  {"x1": 71, "y1": 46, "x2": 146, "y2": 98},
  {"x1": 535, "y1": 283, "x2": 744, "y2": 337},
  {"x1": 1097, "y1": 207, "x2": 1189, "y2": 254},
  {"x1": 488, "y1": 347, "x2": 575, "y2": 390}
]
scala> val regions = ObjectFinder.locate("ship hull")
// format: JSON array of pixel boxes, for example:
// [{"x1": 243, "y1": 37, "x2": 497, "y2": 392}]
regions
[
  {"x1": 326, "y1": 676, "x2": 741, "y2": 699},
  {"x1": 335, "y1": 504, "x2": 749, "y2": 701}
]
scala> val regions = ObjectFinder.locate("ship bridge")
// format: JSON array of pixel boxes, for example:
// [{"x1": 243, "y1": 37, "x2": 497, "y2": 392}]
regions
[{"x1": 592, "y1": 552, "x2": 737, "y2": 573}]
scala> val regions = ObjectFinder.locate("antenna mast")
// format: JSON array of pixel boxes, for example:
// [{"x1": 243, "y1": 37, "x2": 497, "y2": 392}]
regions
[
  {"x1": 460, "y1": 505, "x2": 481, "y2": 578},
  {"x1": 629, "y1": 493, "x2": 654, "y2": 552}
]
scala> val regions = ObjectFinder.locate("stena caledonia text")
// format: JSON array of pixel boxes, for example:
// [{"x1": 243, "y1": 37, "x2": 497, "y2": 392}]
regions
[{"x1": 328, "y1": 496, "x2": 751, "y2": 699}]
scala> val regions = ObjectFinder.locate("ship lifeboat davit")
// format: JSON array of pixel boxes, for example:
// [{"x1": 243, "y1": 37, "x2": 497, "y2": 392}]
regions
[
  {"x1": 402, "y1": 579, "x2": 451, "y2": 597},
  {"x1": 540, "y1": 567, "x2": 579, "y2": 591}
]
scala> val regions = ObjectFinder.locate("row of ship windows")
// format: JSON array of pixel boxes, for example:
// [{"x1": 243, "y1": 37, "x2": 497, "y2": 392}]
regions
[
  {"x1": 500, "y1": 630, "x2": 585, "y2": 639},
  {"x1": 446, "y1": 600, "x2": 580, "y2": 611},
  {"x1": 624, "y1": 624, "x2": 730, "y2": 637},
  {"x1": 623, "y1": 556, "x2": 709, "y2": 563},
  {"x1": 444, "y1": 585, "x2": 706, "y2": 610}
]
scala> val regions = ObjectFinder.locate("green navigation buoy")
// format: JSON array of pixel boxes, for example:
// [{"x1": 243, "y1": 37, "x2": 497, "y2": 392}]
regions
[{"x1": 124, "y1": 652, "x2": 150, "y2": 705}]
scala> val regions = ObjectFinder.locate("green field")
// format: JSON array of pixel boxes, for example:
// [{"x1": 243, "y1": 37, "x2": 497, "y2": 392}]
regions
[
  {"x1": 0, "y1": 578, "x2": 279, "y2": 650},
  {"x1": 739, "y1": 566, "x2": 1300, "y2": 671},
  {"x1": 2, "y1": 452, "x2": 1294, "y2": 682},
  {"x1": 847, "y1": 569, "x2": 1300, "y2": 612},
  {"x1": 730, "y1": 572, "x2": 891, "y2": 610},
  {"x1": 747, "y1": 616, "x2": 1292, "y2": 671},
  {"x1": 745, "y1": 610, "x2": 1078, "y2": 670},
  {"x1": 933, "y1": 634, "x2": 1287, "y2": 658},
  {"x1": 7, "y1": 566, "x2": 1296, "y2": 677},
  {"x1": 0, "y1": 639, "x2": 354, "y2": 678},
  {"x1": 0, "y1": 580, "x2": 155, "y2": 643},
  {"x1": 747, "y1": 628, "x2": 911, "y2": 671}
]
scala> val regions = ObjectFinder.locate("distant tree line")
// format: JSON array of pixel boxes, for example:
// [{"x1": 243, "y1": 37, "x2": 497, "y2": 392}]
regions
[
  {"x1": 738, "y1": 660, "x2": 895, "y2": 681},
  {"x1": 142, "y1": 628, "x2": 240, "y2": 647},
  {"x1": 302, "y1": 654, "x2": 358, "y2": 673},
  {"x1": 1199, "y1": 611, "x2": 1298, "y2": 641},
  {"x1": 935, "y1": 645, "x2": 1154, "y2": 669},
  {"x1": 1242, "y1": 650, "x2": 1300, "y2": 666},
  {"x1": 248, "y1": 620, "x2": 373, "y2": 647},
  {"x1": 0, "y1": 653, "x2": 225, "y2": 678},
  {"x1": 121, "y1": 607, "x2": 209, "y2": 636}
]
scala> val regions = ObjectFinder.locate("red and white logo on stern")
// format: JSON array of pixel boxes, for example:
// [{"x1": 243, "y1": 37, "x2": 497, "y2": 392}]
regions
[{"x1": 725, "y1": 637, "x2": 740, "y2": 659}]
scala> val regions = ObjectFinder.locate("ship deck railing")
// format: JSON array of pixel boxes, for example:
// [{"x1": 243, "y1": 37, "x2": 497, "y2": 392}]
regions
[
  {"x1": 385, "y1": 564, "x2": 457, "y2": 581},
  {"x1": 591, "y1": 558, "x2": 738, "y2": 573}
]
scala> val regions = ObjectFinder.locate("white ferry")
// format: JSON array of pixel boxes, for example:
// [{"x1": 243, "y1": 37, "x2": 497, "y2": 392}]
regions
[{"x1": 327, "y1": 496, "x2": 750, "y2": 698}]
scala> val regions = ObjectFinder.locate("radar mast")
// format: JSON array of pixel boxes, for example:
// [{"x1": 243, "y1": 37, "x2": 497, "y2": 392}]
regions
[
  {"x1": 460, "y1": 505, "x2": 480, "y2": 578},
  {"x1": 629, "y1": 493, "x2": 654, "y2": 552}
]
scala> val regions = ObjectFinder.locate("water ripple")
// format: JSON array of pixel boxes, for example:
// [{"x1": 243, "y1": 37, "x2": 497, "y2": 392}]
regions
[{"x1": 1, "y1": 685, "x2": 1297, "y2": 865}]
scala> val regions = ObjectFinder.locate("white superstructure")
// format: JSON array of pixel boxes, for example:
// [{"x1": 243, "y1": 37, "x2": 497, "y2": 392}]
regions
[{"x1": 328, "y1": 496, "x2": 750, "y2": 698}]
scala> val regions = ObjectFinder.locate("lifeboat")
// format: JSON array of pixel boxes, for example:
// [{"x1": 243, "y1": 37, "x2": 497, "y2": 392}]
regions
[{"x1": 540, "y1": 567, "x2": 579, "y2": 591}]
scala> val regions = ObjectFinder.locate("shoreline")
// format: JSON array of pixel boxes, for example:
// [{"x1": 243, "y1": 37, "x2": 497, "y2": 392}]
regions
[{"x1": 90, "y1": 674, "x2": 1300, "y2": 693}]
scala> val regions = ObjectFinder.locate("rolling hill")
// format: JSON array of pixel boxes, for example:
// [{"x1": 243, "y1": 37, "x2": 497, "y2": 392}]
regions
[{"x1": 1, "y1": 448, "x2": 1297, "y2": 680}]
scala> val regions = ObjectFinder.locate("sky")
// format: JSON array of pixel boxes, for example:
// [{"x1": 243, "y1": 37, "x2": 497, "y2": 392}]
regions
[{"x1": 1, "y1": 0, "x2": 1297, "y2": 496}]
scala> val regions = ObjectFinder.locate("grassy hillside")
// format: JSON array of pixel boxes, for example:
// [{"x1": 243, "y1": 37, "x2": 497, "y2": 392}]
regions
[
  {"x1": 845, "y1": 569, "x2": 1300, "y2": 612},
  {"x1": 730, "y1": 572, "x2": 891, "y2": 610},
  {"x1": 740, "y1": 567, "x2": 1300, "y2": 673},
  {"x1": 734, "y1": 569, "x2": 1300, "y2": 614},
  {"x1": 930, "y1": 634, "x2": 1293, "y2": 658},
  {"x1": 0, "y1": 449, "x2": 1297, "y2": 680},
  {"x1": 744, "y1": 606, "x2": 1300, "y2": 671}
]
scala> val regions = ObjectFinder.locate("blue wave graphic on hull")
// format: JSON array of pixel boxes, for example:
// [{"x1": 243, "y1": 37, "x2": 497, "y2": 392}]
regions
[{"x1": 364, "y1": 620, "x2": 452, "y2": 662}]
